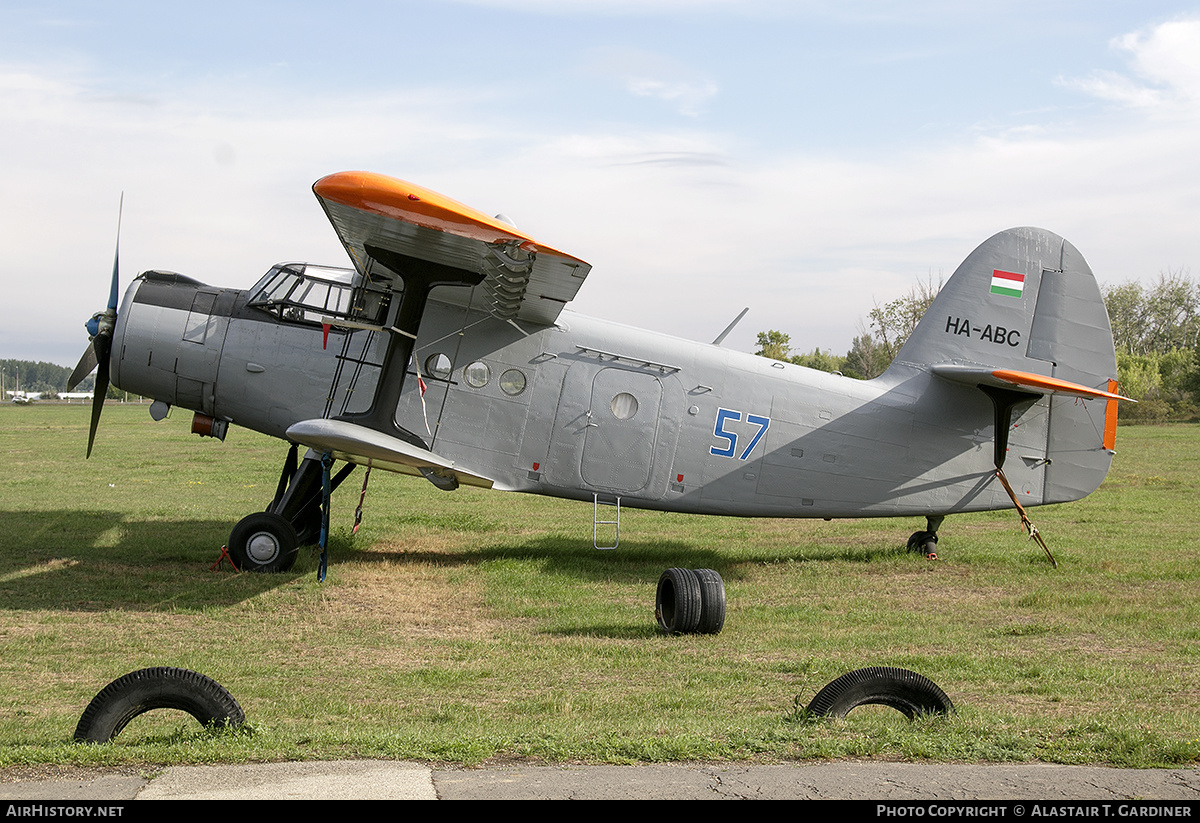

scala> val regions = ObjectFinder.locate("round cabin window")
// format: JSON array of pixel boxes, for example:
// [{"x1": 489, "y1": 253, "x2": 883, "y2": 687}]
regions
[
  {"x1": 424, "y1": 353, "x2": 452, "y2": 381},
  {"x1": 464, "y1": 361, "x2": 490, "y2": 388},
  {"x1": 611, "y1": 392, "x2": 638, "y2": 420},
  {"x1": 500, "y1": 369, "x2": 527, "y2": 396}
]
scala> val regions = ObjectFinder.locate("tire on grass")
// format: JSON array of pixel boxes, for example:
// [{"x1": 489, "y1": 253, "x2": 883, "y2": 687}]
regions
[
  {"x1": 74, "y1": 667, "x2": 245, "y2": 743},
  {"x1": 693, "y1": 568, "x2": 726, "y2": 635},
  {"x1": 806, "y1": 666, "x2": 955, "y2": 719},
  {"x1": 655, "y1": 568, "x2": 702, "y2": 634}
]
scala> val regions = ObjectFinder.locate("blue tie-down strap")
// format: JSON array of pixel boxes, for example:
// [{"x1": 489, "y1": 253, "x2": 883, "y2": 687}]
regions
[{"x1": 319, "y1": 452, "x2": 333, "y2": 582}]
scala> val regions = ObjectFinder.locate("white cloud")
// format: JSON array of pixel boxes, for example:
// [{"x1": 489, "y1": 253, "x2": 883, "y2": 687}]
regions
[
  {"x1": 584, "y1": 46, "x2": 719, "y2": 117},
  {"x1": 1064, "y1": 16, "x2": 1200, "y2": 113},
  {"x1": 625, "y1": 77, "x2": 720, "y2": 117},
  {"x1": 1117, "y1": 17, "x2": 1200, "y2": 101}
]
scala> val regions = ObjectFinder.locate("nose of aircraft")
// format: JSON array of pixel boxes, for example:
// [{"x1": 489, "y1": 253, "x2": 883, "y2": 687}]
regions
[{"x1": 67, "y1": 194, "x2": 123, "y2": 457}]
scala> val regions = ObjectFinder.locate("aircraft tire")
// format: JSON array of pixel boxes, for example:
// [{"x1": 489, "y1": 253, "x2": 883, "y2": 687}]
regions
[
  {"x1": 228, "y1": 512, "x2": 299, "y2": 573},
  {"x1": 693, "y1": 568, "x2": 726, "y2": 635},
  {"x1": 806, "y1": 666, "x2": 955, "y2": 719},
  {"x1": 907, "y1": 530, "x2": 938, "y2": 555},
  {"x1": 655, "y1": 568, "x2": 702, "y2": 634},
  {"x1": 74, "y1": 667, "x2": 245, "y2": 743}
]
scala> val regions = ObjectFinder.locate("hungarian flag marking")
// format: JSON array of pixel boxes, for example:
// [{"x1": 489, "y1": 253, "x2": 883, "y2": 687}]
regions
[{"x1": 990, "y1": 269, "x2": 1025, "y2": 298}]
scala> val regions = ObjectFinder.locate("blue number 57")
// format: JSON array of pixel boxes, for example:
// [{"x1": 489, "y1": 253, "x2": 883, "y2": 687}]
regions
[{"x1": 710, "y1": 408, "x2": 770, "y2": 460}]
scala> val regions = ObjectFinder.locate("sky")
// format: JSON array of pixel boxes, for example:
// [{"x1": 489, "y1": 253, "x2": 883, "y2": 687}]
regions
[{"x1": 2, "y1": 0, "x2": 1199, "y2": 368}]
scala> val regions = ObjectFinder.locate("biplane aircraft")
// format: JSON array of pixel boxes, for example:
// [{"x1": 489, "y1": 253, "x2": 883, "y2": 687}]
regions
[{"x1": 69, "y1": 171, "x2": 1128, "y2": 633}]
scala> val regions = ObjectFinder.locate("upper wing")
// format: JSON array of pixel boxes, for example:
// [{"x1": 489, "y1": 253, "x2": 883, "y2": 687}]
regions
[{"x1": 313, "y1": 171, "x2": 591, "y2": 327}]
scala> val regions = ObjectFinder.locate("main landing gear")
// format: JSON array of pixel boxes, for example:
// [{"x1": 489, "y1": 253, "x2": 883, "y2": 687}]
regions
[{"x1": 226, "y1": 444, "x2": 355, "y2": 572}]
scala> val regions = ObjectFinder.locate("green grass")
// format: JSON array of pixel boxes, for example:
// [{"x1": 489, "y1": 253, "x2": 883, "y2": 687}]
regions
[{"x1": 1, "y1": 403, "x2": 1198, "y2": 768}]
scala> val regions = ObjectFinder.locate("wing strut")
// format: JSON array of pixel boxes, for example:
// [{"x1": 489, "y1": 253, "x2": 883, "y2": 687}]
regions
[{"x1": 336, "y1": 245, "x2": 484, "y2": 445}]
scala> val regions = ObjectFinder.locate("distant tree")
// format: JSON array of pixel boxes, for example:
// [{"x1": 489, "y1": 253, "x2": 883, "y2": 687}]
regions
[
  {"x1": 790, "y1": 347, "x2": 847, "y2": 374},
  {"x1": 842, "y1": 333, "x2": 891, "y2": 379},
  {"x1": 1142, "y1": 270, "x2": 1200, "y2": 353},
  {"x1": 1103, "y1": 281, "x2": 1147, "y2": 355},
  {"x1": 754, "y1": 276, "x2": 941, "y2": 380},
  {"x1": 1115, "y1": 349, "x2": 1200, "y2": 422},
  {"x1": 0, "y1": 359, "x2": 75, "y2": 393},
  {"x1": 755, "y1": 330, "x2": 792, "y2": 361},
  {"x1": 1102, "y1": 270, "x2": 1200, "y2": 421},
  {"x1": 754, "y1": 331, "x2": 849, "y2": 375},
  {"x1": 1103, "y1": 270, "x2": 1200, "y2": 355},
  {"x1": 866, "y1": 275, "x2": 941, "y2": 363}
]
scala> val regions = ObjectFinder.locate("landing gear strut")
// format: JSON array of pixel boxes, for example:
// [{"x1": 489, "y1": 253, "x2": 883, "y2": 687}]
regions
[
  {"x1": 907, "y1": 514, "x2": 944, "y2": 559},
  {"x1": 226, "y1": 444, "x2": 355, "y2": 572}
]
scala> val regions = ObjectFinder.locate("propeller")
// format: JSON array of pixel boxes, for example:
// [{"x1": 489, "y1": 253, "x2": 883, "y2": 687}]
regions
[{"x1": 68, "y1": 195, "x2": 123, "y2": 458}]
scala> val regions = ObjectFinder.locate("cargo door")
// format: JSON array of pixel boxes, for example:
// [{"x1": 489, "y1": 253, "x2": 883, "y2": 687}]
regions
[{"x1": 581, "y1": 367, "x2": 663, "y2": 494}]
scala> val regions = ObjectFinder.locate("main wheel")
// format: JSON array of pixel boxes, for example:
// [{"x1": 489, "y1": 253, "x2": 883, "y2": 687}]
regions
[
  {"x1": 693, "y1": 568, "x2": 726, "y2": 635},
  {"x1": 655, "y1": 568, "x2": 702, "y2": 634},
  {"x1": 806, "y1": 666, "x2": 955, "y2": 719},
  {"x1": 228, "y1": 512, "x2": 299, "y2": 573},
  {"x1": 74, "y1": 667, "x2": 245, "y2": 743}
]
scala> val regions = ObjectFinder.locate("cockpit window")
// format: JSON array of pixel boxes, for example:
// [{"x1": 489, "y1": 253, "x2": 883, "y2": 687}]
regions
[{"x1": 248, "y1": 263, "x2": 389, "y2": 325}]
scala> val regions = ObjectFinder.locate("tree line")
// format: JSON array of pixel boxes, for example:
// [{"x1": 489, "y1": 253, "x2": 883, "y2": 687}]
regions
[
  {"x1": 0, "y1": 359, "x2": 89, "y2": 397},
  {"x1": 755, "y1": 270, "x2": 1200, "y2": 422},
  {"x1": 0, "y1": 359, "x2": 127, "y2": 399}
]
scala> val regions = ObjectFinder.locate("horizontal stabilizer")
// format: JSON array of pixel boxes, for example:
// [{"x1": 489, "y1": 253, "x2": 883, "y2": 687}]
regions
[
  {"x1": 286, "y1": 418, "x2": 502, "y2": 490},
  {"x1": 931, "y1": 365, "x2": 1133, "y2": 402}
]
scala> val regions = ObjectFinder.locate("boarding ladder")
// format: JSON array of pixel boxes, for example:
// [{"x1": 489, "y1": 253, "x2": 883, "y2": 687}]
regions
[{"x1": 593, "y1": 494, "x2": 621, "y2": 550}]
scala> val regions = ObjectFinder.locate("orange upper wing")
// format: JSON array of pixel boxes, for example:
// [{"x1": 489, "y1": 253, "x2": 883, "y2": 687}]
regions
[{"x1": 313, "y1": 171, "x2": 591, "y2": 327}]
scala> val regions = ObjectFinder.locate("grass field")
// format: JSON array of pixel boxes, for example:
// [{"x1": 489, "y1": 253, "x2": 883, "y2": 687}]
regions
[{"x1": 1, "y1": 403, "x2": 1197, "y2": 768}]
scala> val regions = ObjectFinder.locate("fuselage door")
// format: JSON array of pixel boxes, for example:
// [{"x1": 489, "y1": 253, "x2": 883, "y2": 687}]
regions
[{"x1": 581, "y1": 367, "x2": 663, "y2": 494}]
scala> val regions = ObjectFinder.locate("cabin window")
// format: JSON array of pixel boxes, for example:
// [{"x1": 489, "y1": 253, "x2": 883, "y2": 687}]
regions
[
  {"x1": 425, "y1": 353, "x2": 452, "y2": 381},
  {"x1": 464, "y1": 361, "x2": 490, "y2": 388},
  {"x1": 611, "y1": 392, "x2": 638, "y2": 420},
  {"x1": 499, "y1": 369, "x2": 526, "y2": 396},
  {"x1": 182, "y1": 292, "x2": 217, "y2": 344}
]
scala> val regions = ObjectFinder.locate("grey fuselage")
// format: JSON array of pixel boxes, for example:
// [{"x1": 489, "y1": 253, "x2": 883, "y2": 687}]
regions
[{"x1": 110, "y1": 263, "x2": 1099, "y2": 521}]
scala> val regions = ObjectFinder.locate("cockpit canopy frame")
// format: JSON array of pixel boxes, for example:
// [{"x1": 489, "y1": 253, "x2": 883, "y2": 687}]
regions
[{"x1": 247, "y1": 262, "x2": 391, "y2": 326}]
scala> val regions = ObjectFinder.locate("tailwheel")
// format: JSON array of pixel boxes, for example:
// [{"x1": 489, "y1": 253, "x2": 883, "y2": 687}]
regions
[
  {"x1": 906, "y1": 530, "x2": 938, "y2": 559},
  {"x1": 907, "y1": 515, "x2": 943, "y2": 560},
  {"x1": 227, "y1": 512, "x2": 299, "y2": 573}
]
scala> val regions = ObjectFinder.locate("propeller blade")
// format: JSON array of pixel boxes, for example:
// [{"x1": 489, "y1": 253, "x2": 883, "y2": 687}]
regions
[
  {"x1": 83, "y1": 193, "x2": 124, "y2": 458},
  {"x1": 86, "y1": 335, "x2": 112, "y2": 459},
  {"x1": 108, "y1": 194, "x2": 123, "y2": 311},
  {"x1": 67, "y1": 341, "x2": 99, "y2": 391}
]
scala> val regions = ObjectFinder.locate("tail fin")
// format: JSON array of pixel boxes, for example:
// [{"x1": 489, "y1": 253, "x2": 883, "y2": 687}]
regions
[{"x1": 886, "y1": 227, "x2": 1122, "y2": 504}]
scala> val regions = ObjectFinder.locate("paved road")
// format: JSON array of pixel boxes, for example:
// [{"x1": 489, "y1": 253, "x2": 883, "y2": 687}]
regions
[{"x1": 2, "y1": 761, "x2": 1199, "y2": 800}]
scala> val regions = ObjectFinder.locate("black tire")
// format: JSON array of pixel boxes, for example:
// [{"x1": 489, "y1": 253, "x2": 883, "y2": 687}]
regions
[
  {"x1": 655, "y1": 568, "x2": 702, "y2": 634},
  {"x1": 693, "y1": 568, "x2": 726, "y2": 635},
  {"x1": 806, "y1": 666, "x2": 955, "y2": 719},
  {"x1": 228, "y1": 511, "x2": 299, "y2": 572},
  {"x1": 907, "y1": 530, "x2": 938, "y2": 556},
  {"x1": 292, "y1": 501, "x2": 323, "y2": 547},
  {"x1": 74, "y1": 667, "x2": 245, "y2": 743}
]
